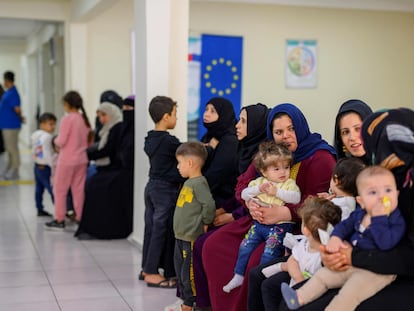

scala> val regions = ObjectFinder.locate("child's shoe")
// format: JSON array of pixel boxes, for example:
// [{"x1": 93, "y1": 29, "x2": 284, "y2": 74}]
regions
[
  {"x1": 44, "y1": 219, "x2": 65, "y2": 230},
  {"x1": 281, "y1": 282, "x2": 301, "y2": 310},
  {"x1": 37, "y1": 210, "x2": 52, "y2": 217}
]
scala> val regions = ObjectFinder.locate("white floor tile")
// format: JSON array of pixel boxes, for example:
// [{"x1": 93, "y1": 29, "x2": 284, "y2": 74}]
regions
[{"x1": 0, "y1": 151, "x2": 179, "y2": 310}]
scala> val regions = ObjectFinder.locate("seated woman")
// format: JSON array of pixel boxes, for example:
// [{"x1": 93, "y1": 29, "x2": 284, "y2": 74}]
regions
[
  {"x1": 247, "y1": 100, "x2": 373, "y2": 311},
  {"x1": 204, "y1": 103, "x2": 337, "y2": 311},
  {"x1": 163, "y1": 103, "x2": 270, "y2": 311},
  {"x1": 75, "y1": 102, "x2": 125, "y2": 240},
  {"x1": 278, "y1": 108, "x2": 414, "y2": 311},
  {"x1": 333, "y1": 99, "x2": 372, "y2": 164}
]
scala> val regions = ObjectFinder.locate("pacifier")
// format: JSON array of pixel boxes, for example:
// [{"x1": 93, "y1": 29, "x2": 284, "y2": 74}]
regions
[{"x1": 382, "y1": 196, "x2": 391, "y2": 216}]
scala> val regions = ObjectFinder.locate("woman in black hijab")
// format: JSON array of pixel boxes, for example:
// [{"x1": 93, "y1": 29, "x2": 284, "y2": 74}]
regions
[
  {"x1": 333, "y1": 99, "x2": 373, "y2": 164},
  {"x1": 192, "y1": 102, "x2": 269, "y2": 309},
  {"x1": 238, "y1": 103, "x2": 269, "y2": 174},
  {"x1": 279, "y1": 108, "x2": 414, "y2": 311},
  {"x1": 201, "y1": 97, "x2": 239, "y2": 207}
]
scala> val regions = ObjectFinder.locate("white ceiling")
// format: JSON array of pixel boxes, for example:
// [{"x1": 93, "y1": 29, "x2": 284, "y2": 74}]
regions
[
  {"x1": 0, "y1": 18, "x2": 46, "y2": 40},
  {"x1": 0, "y1": 0, "x2": 414, "y2": 40}
]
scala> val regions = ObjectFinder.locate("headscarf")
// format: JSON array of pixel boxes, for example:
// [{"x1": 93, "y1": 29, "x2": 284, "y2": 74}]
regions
[
  {"x1": 266, "y1": 103, "x2": 336, "y2": 164},
  {"x1": 361, "y1": 108, "x2": 414, "y2": 239},
  {"x1": 122, "y1": 95, "x2": 135, "y2": 125},
  {"x1": 95, "y1": 102, "x2": 123, "y2": 166},
  {"x1": 238, "y1": 103, "x2": 269, "y2": 173},
  {"x1": 334, "y1": 99, "x2": 373, "y2": 162},
  {"x1": 100, "y1": 90, "x2": 123, "y2": 108},
  {"x1": 361, "y1": 108, "x2": 414, "y2": 189},
  {"x1": 202, "y1": 97, "x2": 237, "y2": 141}
]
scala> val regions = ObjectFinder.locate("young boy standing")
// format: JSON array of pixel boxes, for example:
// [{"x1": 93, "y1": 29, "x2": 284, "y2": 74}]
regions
[
  {"x1": 31, "y1": 112, "x2": 57, "y2": 216},
  {"x1": 141, "y1": 96, "x2": 184, "y2": 287},
  {"x1": 174, "y1": 142, "x2": 216, "y2": 311}
]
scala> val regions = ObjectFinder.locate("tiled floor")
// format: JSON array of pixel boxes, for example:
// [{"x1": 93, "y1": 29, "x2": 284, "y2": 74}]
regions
[{"x1": 0, "y1": 152, "x2": 177, "y2": 311}]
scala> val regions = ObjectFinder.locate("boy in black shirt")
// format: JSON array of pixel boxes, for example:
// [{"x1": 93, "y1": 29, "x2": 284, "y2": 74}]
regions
[{"x1": 141, "y1": 96, "x2": 184, "y2": 288}]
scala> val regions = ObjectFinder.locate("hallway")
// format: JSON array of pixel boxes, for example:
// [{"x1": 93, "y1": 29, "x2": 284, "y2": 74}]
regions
[{"x1": 0, "y1": 154, "x2": 176, "y2": 310}]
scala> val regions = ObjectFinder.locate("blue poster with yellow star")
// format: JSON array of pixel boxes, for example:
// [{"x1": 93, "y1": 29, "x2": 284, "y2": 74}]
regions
[{"x1": 198, "y1": 34, "x2": 243, "y2": 140}]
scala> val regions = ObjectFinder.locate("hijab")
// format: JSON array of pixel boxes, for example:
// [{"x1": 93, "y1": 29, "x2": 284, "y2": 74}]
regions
[
  {"x1": 362, "y1": 108, "x2": 414, "y2": 240},
  {"x1": 266, "y1": 103, "x2": 336, "y2": 164},
  {"x1": 238, "y1": 103, "x2": 269, "y2": 173},
  {"x1": 361, "y1": 108, "x2": 414, "y2": 189},
  {"x1": 202, "y1": 97, "x2": 237, "y2": 141},
  {"x1": 334, "y1": 99, "x2": 373, "y2": 162},
  {"x1": 95, "y1": 102, "x2": 123, "y2": 166}
]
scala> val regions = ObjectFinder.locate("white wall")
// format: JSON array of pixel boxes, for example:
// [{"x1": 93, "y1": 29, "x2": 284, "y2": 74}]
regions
[
  {"x1": 190, "y1": 2, "x2": 414, "y2": 142},
  {"x1": 84, "y1": 0, "x2": 134, "y2": 119}
]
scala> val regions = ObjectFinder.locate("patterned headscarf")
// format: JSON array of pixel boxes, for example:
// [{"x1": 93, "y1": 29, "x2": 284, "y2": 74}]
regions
[
  {"x1": 267, "y1": 103, "x2": 336, "y2": 164},
  {"x1": 334, "y1": 99, "x2": 373, "y2": 162},
  {"x1": 361, "y1": 108, "x2": 414, "y2": 239},
  {"x1": 361, "y1": 108, "x2": 414, "y2": 189}
]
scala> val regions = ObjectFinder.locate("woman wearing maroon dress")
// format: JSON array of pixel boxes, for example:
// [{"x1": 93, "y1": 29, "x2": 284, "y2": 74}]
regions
[{"x1": 203, "y1": 103, "x2": 336, "y2": 311}]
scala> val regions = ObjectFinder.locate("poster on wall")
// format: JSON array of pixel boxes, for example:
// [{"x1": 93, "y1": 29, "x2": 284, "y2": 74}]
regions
[{"x1": 285, "y1": 39, "x2": 317, "y2": 88}]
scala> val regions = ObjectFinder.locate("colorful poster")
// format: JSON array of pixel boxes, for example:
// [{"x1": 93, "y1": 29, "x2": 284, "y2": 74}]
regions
[{"x1": 285, "y1": 39, "x2": 317, "y2": 88}]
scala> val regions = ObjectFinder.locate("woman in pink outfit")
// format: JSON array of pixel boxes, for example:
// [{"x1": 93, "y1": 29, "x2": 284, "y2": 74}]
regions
[{"x1": 45, "y1": 91, "x2": 92, "y2": 230}]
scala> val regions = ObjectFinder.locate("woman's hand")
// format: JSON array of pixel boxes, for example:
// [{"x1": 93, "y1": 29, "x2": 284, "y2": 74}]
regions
[
  {"x1": 250, "y1": 204, "x2": 292, "y2": 225},
  {"x1": 213, "y1": 213, "x2": 234, "y2": 226},
  {"x1": 320, "y1": 242, "x2": 352, "y2": 271},
  {"x1": 208, "y1": 137, "x2": 219, "y2": 149},
  {"x1": 246, "y1": 199, "x2": 261, "y2": 221}
]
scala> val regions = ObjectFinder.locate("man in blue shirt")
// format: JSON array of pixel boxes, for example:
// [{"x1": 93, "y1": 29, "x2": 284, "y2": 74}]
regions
[{"x1": 0, "y1": 71, "x2": 24, "y2": 180}]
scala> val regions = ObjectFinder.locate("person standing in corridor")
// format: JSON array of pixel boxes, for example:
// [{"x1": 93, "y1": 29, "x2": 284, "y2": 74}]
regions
[{"x1": 0, "y1": 71, "x2": 24, "y2": 180}]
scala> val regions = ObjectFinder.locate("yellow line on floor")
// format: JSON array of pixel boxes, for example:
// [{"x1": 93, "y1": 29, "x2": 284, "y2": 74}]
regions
[{"x1": 0, "y1": 179, "x2": 34, "y2": 186}]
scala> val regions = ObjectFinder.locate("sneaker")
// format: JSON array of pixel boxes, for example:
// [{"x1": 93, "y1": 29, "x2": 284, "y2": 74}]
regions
[
  {"x1": 44, "y1": 220, "x2": 65, "y2": 230},
  {"x1": 4, "y1": 168, "x2": 18, "y2": 180},
  {"x1": 37, "y1": 210, "x2": 52, "y2": 217}
]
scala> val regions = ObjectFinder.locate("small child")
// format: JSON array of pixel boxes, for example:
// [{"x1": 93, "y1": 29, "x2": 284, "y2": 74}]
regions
[
  {"x1": 141, "y1": 96, "x2": 184, "y2": 286},
  {"x1": 173, "y1": 142, "x2": 216, "y2": 311},
  {"x1": 223, "y1": 141, "x2": 301, "y2": 293},
  {"x1": 45, "y1": 90, "x2": 92, "y2": 230},
  {"x1": 261, "y1": 197, "x2": 342, "y2": 286},
  {"x1": 282, "y1": 166, "x2": 406, "y2": 311},
  {"x1": 318, "y1": 157, "x2": 366, "y2": 220},
  {"x1": 31, "y1": 112, "x2": 57, "y2": 217}
]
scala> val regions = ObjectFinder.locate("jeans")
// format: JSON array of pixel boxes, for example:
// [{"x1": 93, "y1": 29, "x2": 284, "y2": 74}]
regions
[
  {"x1": 142, "y1": 178, "x2": 179, "y2": 277},
  {"x1": 34, "y1": 164, "x2": 53, "y2": 211},
  {"x1": 235, "y1": 221, "x2": 293, "y2": 276}
]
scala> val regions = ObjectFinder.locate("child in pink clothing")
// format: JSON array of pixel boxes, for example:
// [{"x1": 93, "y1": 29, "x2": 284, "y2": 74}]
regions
[{"x1": 45, "y1": 90, "x2": 92, "y2": 230}]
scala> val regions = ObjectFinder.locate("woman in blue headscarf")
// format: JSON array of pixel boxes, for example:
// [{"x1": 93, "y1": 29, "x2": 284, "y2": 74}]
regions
[{"x1": 204, "y1": 103, "x2": 337, "y2": 311}]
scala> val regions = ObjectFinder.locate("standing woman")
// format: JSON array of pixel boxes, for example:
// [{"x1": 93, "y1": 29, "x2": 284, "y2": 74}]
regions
[
  {"x1": 45, "y1": 91, "x2": 92, "y2": 229},
  {"x1": 334, "y1": 99, "x2": 372, "y2": 164},
  {"x1": 205, "y1": 103, "x2": 336, "y2": 311},
  {"x1": 192, "y1": 103, "x2": 269, "y2": 310}
]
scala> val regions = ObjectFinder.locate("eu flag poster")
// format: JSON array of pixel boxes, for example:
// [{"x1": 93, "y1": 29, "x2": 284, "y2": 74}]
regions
[{"x1": 198, "y1": 34, "x2": 243, "y2": 140}]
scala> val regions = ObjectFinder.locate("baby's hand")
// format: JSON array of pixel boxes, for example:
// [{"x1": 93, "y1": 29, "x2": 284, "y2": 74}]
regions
[
  {"x1": 326, "y1": 236, "x2": 348, "y2": 253},
  {"x1": 260, "y1": 182, "x2": 277, "y2": 196},
  {"x1": 372, "y1": 196, "x2": 395, "y2": 217},
  {"x1": 317, "y1": 192, "x2": 335, "y2": 200}
]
